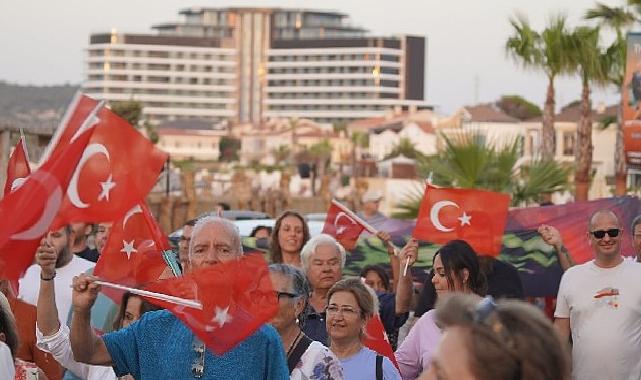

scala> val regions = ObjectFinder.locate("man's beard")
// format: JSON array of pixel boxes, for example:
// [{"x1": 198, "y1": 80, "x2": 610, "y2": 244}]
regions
[{"x1": 55, "y1": 246, "x2": 72, "y2": 268}]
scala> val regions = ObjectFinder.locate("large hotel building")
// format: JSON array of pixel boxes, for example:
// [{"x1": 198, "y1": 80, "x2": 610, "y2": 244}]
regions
[{"x1": 84, "y1": 7, "x2": 429, "y2": 125}]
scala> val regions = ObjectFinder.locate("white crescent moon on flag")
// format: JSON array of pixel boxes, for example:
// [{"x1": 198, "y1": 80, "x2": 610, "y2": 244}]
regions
[
  {"x1": 334, "y1": 212, "x2": 356, "y2": 234},
  {"x1": 11, "y1": 171, "x2": 63, "y2": 240},
  {"x1": 10, "y1": 177, "x2": 27, "y2": 192},
  {"x1": 123, "y1": 204, "x2": 143, "y2": 230},
  {"x1": 67, "y1": 144, "x2": 110, "y2": 208},
  {"x1": 430, "y1": 200, "x2": 459, "y2": 232}
]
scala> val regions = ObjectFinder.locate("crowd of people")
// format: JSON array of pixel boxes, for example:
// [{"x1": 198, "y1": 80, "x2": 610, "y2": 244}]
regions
[{"x1": 1, "y1": 189, "x2": 639, "y2": 379}]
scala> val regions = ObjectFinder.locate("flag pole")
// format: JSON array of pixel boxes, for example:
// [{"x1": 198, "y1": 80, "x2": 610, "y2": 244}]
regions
[
  {"x1": 93, "y1": 280, "x2": 203, "y2": 310},
  {"x1": 331, "y1": 199, "x2": 402, "y2": 257}
]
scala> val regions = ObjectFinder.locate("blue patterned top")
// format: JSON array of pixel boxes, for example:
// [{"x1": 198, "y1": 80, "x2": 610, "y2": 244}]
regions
[{"x1": 103, "y1": 310, "x2": 289, "y2": 379}]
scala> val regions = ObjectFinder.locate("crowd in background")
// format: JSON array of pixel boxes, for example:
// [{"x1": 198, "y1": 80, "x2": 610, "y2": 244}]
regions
[{"x1": 2, "y1": 190, "x2": 639, "y2": 380}]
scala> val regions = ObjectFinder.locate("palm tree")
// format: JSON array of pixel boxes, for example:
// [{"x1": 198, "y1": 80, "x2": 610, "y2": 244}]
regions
[
  {"x1": 393, "y1": 132, "x2": 570, "y2": 218},
  {"x1": 349, "y1": 131, "x2": 369, "y2": 177},
  {"x1": 585, "y1": 3, "x2": 635, "y2": 196},
  {"x1": 506, "y1": 14, "x2": 573, "y2": 158},
  {"x1": 271, "y1": 144, "x2": 291, "y2": 166},
  {"x1": 567, "y1": 26, "x2": 609, "y2": 201},
  {"x1": 384, "y1": 137, "x2": 427, "y2": 161}
]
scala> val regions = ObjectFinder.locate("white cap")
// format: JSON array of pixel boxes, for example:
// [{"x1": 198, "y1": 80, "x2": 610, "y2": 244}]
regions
[{"x1": 362, "y1": 189, "x2": 384, "y2": 203}]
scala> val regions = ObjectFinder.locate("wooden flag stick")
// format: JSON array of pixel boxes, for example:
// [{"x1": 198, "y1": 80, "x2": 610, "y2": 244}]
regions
[
  {"x1": 331, "y1": 199, "x2": 403, "y2": 261},
  {"x1": 93, "y1": 280, "x2": 202, "y2": 310}
]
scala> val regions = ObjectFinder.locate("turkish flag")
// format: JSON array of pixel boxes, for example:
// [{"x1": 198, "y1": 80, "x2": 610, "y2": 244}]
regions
[
  {"x1": 4, "y1": 137, "x2": 31, "y2": 196},
  {"x1": 40, "y1": 93, "x2": 101, "y2": 164},
  {"x1": 0, "y1": 129, "x2": 94, "y2": 281},
  {"x1": 413, "y1": 185, "x2": 510, "y2": 256},
  {"x1": 143, "y1": 253, "x2": 278, "y2": 355},
  {"x1": 54, "y1": 105, "x2": 168, "y2": 225},
  {"x1": 322, "y1": 200, "x2": 366, "y2": 251},
  {"x1": 363, "y1": 314, "x2": 399, "y2": 369},
  {"x1": 94, "y1": 203, "x2": 169, "y2": 301}
]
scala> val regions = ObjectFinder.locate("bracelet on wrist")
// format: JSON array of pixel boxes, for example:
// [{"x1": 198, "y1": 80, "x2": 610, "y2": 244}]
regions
[{"x1": 41, "y1": 272, "x2": 56, "y2": 281}]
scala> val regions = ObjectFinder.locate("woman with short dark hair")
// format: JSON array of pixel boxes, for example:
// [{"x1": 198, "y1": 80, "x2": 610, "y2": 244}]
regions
[
  {"x1": 326, "y1": 278, "x2": 401, "y2": 380},
  {"x1": 269, "y1": 264, "x2": 343, "y2": 379}
]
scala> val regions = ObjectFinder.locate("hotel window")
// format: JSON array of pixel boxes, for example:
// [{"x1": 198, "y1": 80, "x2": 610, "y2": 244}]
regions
[{"x1": 562, "y1": 132, "x2": 575, "y2": 156}]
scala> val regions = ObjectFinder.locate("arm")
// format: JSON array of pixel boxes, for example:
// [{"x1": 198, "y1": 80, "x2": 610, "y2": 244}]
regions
[
  {"x1": 376, "y1": 231, "x2": 400, "y2": 291},
  {"x1": 538, "y1": 225, "x2": 575, "y2": 271},
  {"x1": 35, "y1": 238, "x2": 61, "y2": 336},
  {"x1": 395, "y1": 239, "x2": 418, "y2": 315},
  {"x1": 554, "y1": 318, "x2": 571, "y2": 342},
  {"x1": 69, "y1": 274, "x2": 113, "y2": 366}
]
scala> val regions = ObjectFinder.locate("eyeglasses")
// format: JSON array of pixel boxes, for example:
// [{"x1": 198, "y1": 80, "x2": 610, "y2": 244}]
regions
[
  {"x1": 326, "y1": 305, "x2": 360, "y2": 317},
  {"x1": 590, "y1": 229, "x2": 620, "y2": 239},
  {"x1": 275, "y1": 291, "x2": 298, "y2": 300}
]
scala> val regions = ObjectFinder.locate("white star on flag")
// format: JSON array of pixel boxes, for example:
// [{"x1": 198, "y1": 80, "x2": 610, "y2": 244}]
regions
[
  {"x1": 120, "y1": 240, "x2": 137, "y2": 260},
  {"x1": 98, "y1": 175, "x2": 116, "y2": 201},
  {"x1": 458, "y1": 212, "x2": 472, "y2": 226},
  {"x1": 213, "y1": 306, "x2": 232, "y2": 328}
]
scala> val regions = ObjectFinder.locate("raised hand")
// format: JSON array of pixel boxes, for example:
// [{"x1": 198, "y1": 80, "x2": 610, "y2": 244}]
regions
[{"x1": 71, "y1": 273, "x2": 101, "y2": 312}]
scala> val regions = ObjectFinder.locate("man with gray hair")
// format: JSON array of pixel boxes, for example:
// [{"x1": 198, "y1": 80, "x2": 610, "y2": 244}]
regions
[
  {"x1": 555, "y1": 210, "x2": 641, "y2": 379},
  {"x1": 69, "y1": 216, "x2": 289, "y2": 379}
]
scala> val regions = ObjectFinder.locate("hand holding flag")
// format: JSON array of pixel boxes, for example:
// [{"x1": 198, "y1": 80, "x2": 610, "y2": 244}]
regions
[{"x1": 143, "y1": 253, "x2": 278, "y2": 355}]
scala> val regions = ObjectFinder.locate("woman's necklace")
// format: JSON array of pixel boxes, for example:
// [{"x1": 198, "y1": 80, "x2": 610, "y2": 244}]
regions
[{"x1": 286, "y1": 329, "x2": 303, "y2": 358}]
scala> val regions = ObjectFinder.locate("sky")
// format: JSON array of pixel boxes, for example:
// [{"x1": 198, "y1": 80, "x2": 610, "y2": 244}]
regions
[{"x1": 0, "y1": 0, "x2": 629, "y2": 114}]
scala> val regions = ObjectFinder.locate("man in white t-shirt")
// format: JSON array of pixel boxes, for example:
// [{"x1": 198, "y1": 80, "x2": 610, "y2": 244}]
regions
[
  {"x1": 19, "y1": 225, "x2": 94, "y2": 326},
  {"x1": 555, "y1": 210, "x2": 641, "y2": 380}
]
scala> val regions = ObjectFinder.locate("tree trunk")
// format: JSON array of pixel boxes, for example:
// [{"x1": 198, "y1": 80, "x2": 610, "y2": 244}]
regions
[
  {"x1": 541, "y1": 76, "x2": 556, "y2": 158},
  {"x1": 574, "y1": 81, "x2": 593, "y2": 201},
  {"x1": 615, "y1": 103, "x2": 627, "y2": 196}
]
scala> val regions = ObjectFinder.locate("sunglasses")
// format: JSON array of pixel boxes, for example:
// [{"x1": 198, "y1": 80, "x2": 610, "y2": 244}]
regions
[{"x1": 590, "y1": 229, "x2": 620, "y2": 239}]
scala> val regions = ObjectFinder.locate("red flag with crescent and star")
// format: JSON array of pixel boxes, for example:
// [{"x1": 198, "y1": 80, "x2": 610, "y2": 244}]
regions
[
  {"x1": 322, "y1": 200, "x2": 366, "y2": 251},
  {"x1": 4, "y1": 136, "x2": 31, "y2": 196},
  {"x1": 0, "y1": 128, "x2": 94, "y2": 281},
  {"x1": 413, "y1": 185, "x2": 511, "y2": 256},
  {"x1": 143, "y1": 253, "x2": 278, "y2": 355},
  {"x1": 53, "y1": 105, "x2": 168, "y2": 226},
  {"x1": 94, "y1": 203, "x2": 169, "y2": 301}
]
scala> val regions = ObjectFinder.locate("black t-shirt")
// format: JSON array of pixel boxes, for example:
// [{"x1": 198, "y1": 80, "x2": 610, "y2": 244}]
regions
[{"x1": 75, "y1": 247, "x2": 100, "y2": 263}]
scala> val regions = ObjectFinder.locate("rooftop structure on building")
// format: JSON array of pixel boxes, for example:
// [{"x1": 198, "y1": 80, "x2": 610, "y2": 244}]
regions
[{"x1": 83, "y1": 7, "x2": 430, "y2": 125}]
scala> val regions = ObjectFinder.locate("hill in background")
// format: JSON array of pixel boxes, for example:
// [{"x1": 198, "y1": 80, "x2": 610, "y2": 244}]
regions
[{"x1": 0, "y1": 81, "x2": 79, "y2": 129}]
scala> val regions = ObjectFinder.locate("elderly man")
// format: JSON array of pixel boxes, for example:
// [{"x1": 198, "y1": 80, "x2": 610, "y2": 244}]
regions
[
  {"x1": 301, "y1": 234, "x2": 415, "y2": 346},
  {"x1": 69, "y1": 216, "x2": 289, "y2": 379},
  {"x1": 555, "y1": 210, "x2": 641, "y2": 380}
]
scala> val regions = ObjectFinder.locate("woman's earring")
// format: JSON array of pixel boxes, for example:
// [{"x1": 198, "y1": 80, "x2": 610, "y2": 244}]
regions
[{"x1": 296, "y1": 317, "x2": 300, "y2": 325}]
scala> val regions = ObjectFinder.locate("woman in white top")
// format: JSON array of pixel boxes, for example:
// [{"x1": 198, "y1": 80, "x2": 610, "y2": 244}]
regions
[
  {"x1": 269, "y1": 263, "x2": 343, "y2": 379},
  {"x1": 34, "y1": 234, "x2": 158, "y2": 380}
]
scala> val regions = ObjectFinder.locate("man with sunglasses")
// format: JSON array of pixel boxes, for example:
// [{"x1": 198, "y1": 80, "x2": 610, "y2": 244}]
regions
[{"x1": 554, "y1": 210, "x2": 641, "y2": 380}]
